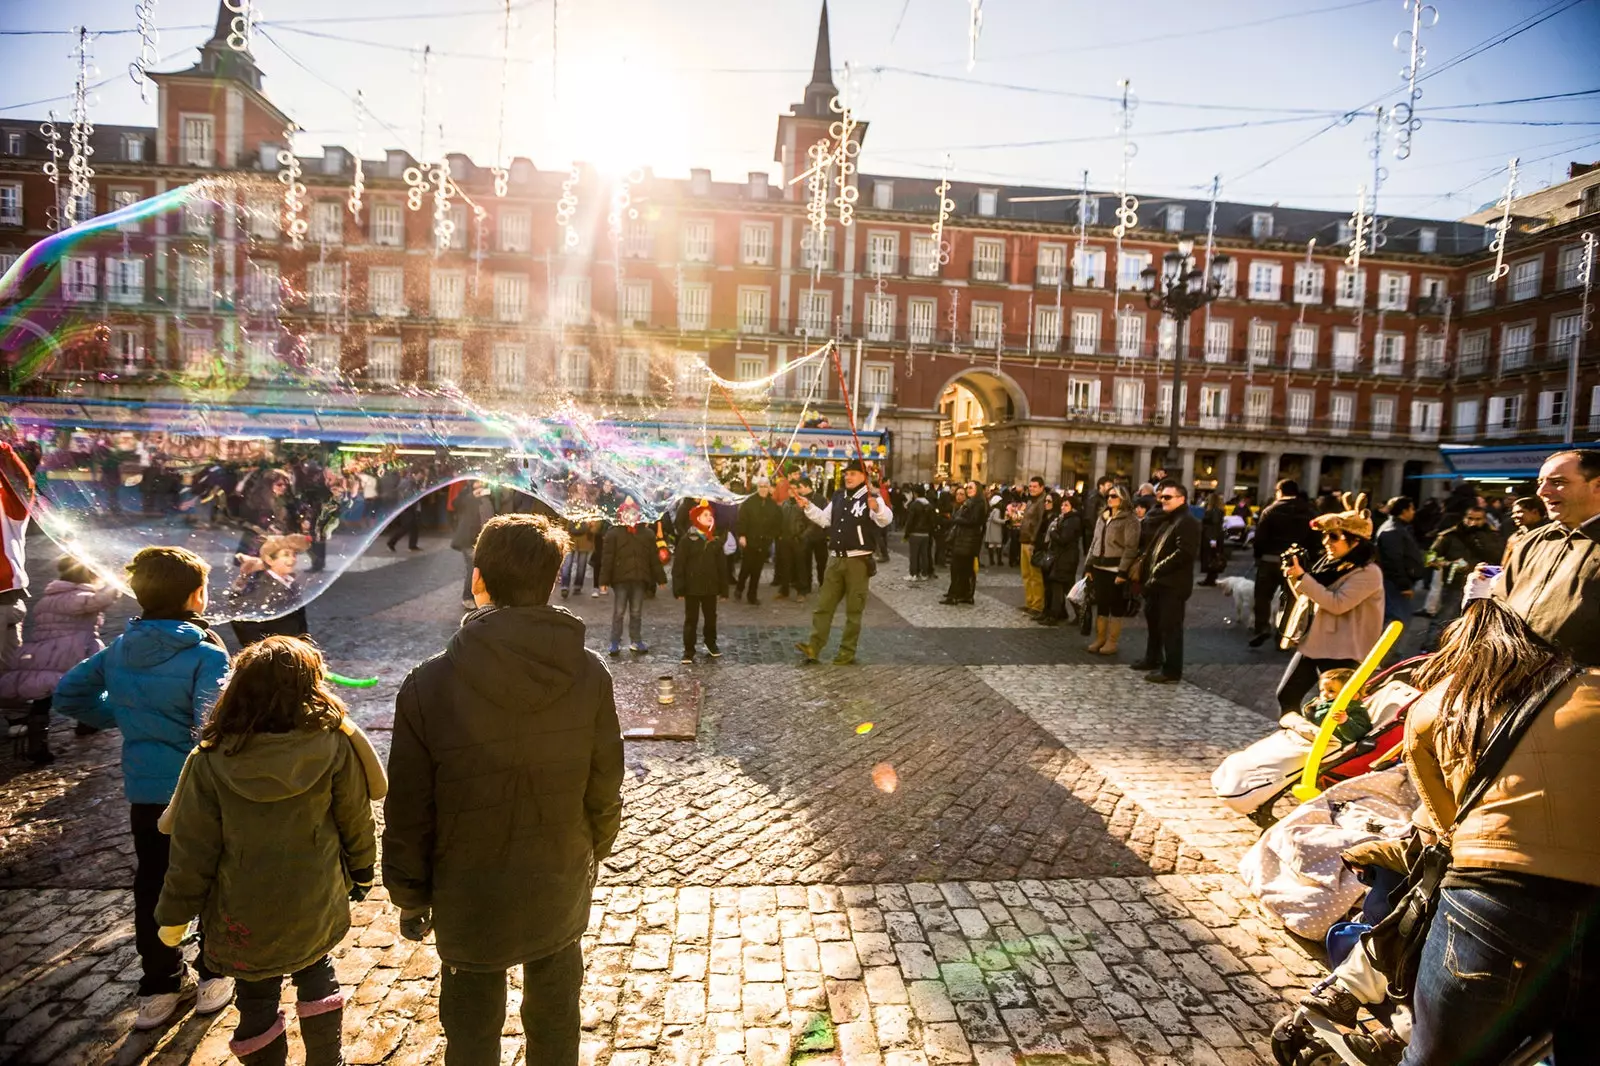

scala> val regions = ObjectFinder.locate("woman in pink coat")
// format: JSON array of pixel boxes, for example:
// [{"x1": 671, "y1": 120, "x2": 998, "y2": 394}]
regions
[{"x1": 3, "y1": 556, "x2": 120, "y2": 764}]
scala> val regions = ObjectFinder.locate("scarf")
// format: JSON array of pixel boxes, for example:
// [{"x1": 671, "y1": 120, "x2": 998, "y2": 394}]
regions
[{"x1": 1307, "y1": 537, "x2": 1374, "y2": 587}]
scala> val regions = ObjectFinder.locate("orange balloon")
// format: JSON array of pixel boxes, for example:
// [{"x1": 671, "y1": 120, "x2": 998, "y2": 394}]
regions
[{"x1": 871, "y1": 762, "x2": 899, "y2": 793}]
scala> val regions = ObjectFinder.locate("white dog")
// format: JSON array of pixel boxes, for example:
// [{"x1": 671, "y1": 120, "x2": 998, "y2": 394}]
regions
[{"x1": 1215, "y1": 575, "x2": 1256, "y2": 631}]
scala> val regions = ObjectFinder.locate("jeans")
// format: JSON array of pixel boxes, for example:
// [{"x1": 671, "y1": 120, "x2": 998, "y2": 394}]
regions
[
  {"x1": 132, "y1": 803, "x2": 217, "y2": 995},
  {"x1": 776, "y1": 539, "x2": 811, "y2": 595},
  {"x1": 809, "y1": 537, "x2": 828, "y2": 586},
  {"x1": 683, "y1": 594, "x2": 718, "y2": 654},
  {"x1": 1382, "y1": 577, "x2": 1415, "y2": 627},
  {"x1": 440, "y1": 941, "x2": 584, "y2": 1066},
  {"x1": 735, "y1": 539, "x2": 771, "y2": 601},
  {"x1": 907, "y1": 533, "x2": 932, "y2": 578},
  {"x1": 1275, "y1": 652, "x2": 1359, "y2": 714},
  {"x1": 1402, "y1": 875, "x2": 1600, "y2": 1066},
  {"x1": 946, "y1": 552, "x2": 977, "y2": 602},
  {"x1": 1141, "y1": 586, "x2": 1187, "y2": 678},
  {"x1": 561, "y1": 550, "x2": 591, "y2": 594},
  {"x1": 1423, "y1": 574, "x2": 1468, "y2": 650},
  {"x1": 1253, "y1": 558, "x2": 1286, "y2": 636},
  {"x1": 459, "y1": 549, "x2": 475, "y2": 600},
  {"x1": 807, "y1": 555, "x2": 872, "y2": 662},
  {"x1": 609, "y1": 581, "x2": 647, "y2": 646},
  {"x1": 385, "y1": 504, "x2": 420, "y2": 549},
  {"x1": 234, "y1": 955, "x2": 340, "y2": 1063}
]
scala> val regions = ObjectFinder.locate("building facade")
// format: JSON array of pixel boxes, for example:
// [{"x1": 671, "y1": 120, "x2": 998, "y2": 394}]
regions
[{"x1": 1, "y1": 2, "x2": 1596, "y2": 498}]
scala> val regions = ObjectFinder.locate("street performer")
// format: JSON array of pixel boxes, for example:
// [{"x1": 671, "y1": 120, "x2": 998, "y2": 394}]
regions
[{"x1": 793, "y1": 460, "x2": 893, "y2": 665}]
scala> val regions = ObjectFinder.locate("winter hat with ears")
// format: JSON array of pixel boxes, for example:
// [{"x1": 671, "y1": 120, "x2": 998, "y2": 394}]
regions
[
  {"x1": 1310, "y1": 492, "x2": 1375, "y2": 541},
  {"x1": 690, "y1": 504, "x2": 715, "y2": 532}
]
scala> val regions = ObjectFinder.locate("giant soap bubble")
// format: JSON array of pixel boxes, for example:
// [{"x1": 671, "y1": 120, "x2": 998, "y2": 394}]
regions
[{"x1": 0, "y1": 177, "x2": 866, "y2": 621}]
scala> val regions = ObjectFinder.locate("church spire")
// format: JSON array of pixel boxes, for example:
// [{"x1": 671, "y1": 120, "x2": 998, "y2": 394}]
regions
[{"x1": 800, "y1": 1, "x2": 837, "y2": 119}]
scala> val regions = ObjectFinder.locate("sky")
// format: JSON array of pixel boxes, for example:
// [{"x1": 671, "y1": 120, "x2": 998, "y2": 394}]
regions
[{"x1": 2, "y1": 0, "x2": 1598, "y2": 222}]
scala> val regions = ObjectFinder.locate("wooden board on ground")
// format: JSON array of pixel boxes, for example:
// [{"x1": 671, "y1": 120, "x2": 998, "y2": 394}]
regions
[{"x1": 614, "y1": 670, "x2": 702, "y2": 740}]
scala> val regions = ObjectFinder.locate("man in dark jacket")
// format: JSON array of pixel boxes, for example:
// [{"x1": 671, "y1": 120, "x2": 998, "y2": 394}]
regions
[
  {"x1": 942, "y1": 482, "x2": 987, "y2": 605},
  {"x1": 384, "y1": 514, "x2": 623, "y2": 1066},
  {"x1": 1495, "y1": 449, "x2": 1600, "y2": 664},
  {"x1": 903, "y1": 491, "x2": 937, "y2": 579},
  {"x1": 733, "y1": 476, "x2": 782, "y2": 604},
  {"x1": 1374, "y1": 495, "x2": 1427, "y2": 627},
  {"x1": 1249, "y1": 479, "x2": 1317, "y2": 647},
  {"x1": 1424, "y1": 504, "x2": 1506, "y2": 648},
  {"x1": 774, "y1": 476, "x2": 814, "y2": 602},
  {"x1": 1132, "y1": 480, "x2": 1202, "y2": 683}
]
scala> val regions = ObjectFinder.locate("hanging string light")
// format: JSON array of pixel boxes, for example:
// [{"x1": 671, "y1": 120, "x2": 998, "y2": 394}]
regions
[
  {"x1": 932, "y1": 156, "x2": 954, "y2": 267},
  {"x1": 346, "y1": 90, "x2": 366, "y2": 226},
  {"x1": 430, "y1": 153, "x2": 455, "y2": 254},
  {"x1": 555, "y1": 165, "x2": 581, "y2": 249},
  {"x1": 829, "y1": 95, "x2": 859, "y2": 228},
  {"x1": 223, "y1": 0, "x2": 254, "y2": 52},
  {"x1": 1110, "y1": 79, "x2": 1139, "y2": 334},
  {"x1": 1343, "y1": 182, "x2": 1372, "y2": 379},
  {"x1": 64, "y1": 28, "x2": 96, "y2": 231},
  {"x1": 1392, "y1": 0, "x2": 1438, "y2": 161},
  {"x1": 967, "y1": 0, "x2": 984, "y2": 70},
  {"x1": 130, "y1": 0, "x2": 159, "y2": 103},
  {"x1": 277, "y1": 125, "x2": 308, "y2": 249},
  {"x1": 40, "y1": 112, "x2": 62, "y2": 232},
  {"x1": 491, "y1": 0, "x2": 512, "y2": 196},
  {"x1": 1489, "y1": 157, "x2": 1519, "y2": 282}
]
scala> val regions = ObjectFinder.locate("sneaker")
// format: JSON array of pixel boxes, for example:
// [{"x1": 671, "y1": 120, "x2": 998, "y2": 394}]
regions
[
  {"x1": 460, "y1": 598, "x2": 476, "y2": 611},
  {"x1": 560, "y1": 588, "x2": 570, "y2": 599},
  {"x1": 1143, "y1": 672, "x2": 1180, "y2": 685},
  {"x1": 1301, "y1": 984, "x2": 1363, "y2": 1028},
  {"x1": 591, "y1": 589, "x2": 603, "y2": 598},
  {"x1": 630, "y1": 642, "x2": 650, "y2": 654},
  {"x1": 706, "y1": 646, "x2": 722, "y2": 658},
  {"x1": 831, "y1": 656, "x2": 856, "y2": 666},
  {"x1": 794, "y1": 642, "x2": 819, "y2": 664},
  {"x1": 135, "y1": 972, "x2": 197, "y2": 1031},
  {"x1": 1248, "y1": 632, "x2": 1271, "y2": 648},
  {"x1": 196, "y1": 976, "x2": 234, "y2": 1015},
  {"x1": 681, "y1": 653, "x2": 695, "y2": 664},
  {"x1": 1128, "y1": 660, "x2": 1157, "y2": 670},
  {"x1": 607, "y1": 642, "x2": 621, "y2": 657}
]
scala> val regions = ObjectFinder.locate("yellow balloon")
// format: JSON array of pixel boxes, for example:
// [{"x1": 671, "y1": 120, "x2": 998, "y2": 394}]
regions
[{"x1": 1291, "y1": 620, "x2": 1403, "y2": 803}]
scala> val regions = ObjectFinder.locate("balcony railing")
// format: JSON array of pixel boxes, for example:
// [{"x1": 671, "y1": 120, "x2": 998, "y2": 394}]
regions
[{"x1": 1054, "y1": 403, "x2": 1420, "y2": 441}]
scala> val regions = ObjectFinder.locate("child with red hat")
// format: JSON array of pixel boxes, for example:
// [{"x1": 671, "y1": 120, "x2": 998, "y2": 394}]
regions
[{"x1": 671, "y1": 503, "x2": 731, "y2": 663}]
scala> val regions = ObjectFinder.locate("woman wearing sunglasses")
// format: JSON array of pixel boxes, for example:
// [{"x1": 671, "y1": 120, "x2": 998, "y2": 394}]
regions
[{"x1": 1276, "y1": 493, "x2": 1386, "y2": 715}]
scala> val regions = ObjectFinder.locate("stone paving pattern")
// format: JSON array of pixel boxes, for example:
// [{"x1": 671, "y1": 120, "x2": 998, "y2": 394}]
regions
[{"x1": 0, "y1": 535, "x2": 1346, "y2": 1063}]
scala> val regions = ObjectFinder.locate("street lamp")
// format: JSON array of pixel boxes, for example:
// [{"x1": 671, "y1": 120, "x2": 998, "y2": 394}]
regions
[{"x1": 1139, "y1": 238, "x2": 1231, "y2": 461}]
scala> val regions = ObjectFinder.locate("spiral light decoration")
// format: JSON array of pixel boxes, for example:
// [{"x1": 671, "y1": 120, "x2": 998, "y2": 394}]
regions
[
  {"x1": 933, "y1": 163, "x2": 954, "y2": 267},
  {"x1": 130, "y1": 0, "x2": 159, "y2": 103},
  {"x1": 1391, "y1": 0, "x2": 1438, "y2": 161},
  {"x1": 431, "y1": 158, "x2": 455, "y2": 253},
  {"x1": 556, "y1": 166, "x2": 581, "y2": 249},
  {"x1": 64, "y1": 29, "x2": 96, "y2": 231},
  {"x1": 1489, "y1": 158, "x2": 1519, "y2": 281},
  {"x1": 277, "y1": 127, "x2": 308, "y2": 249},
  {"x1": 223, "y1": 0, "x2": 253, "y2": 52},
  {"x1": 829, "y1": 96, "x2": 859, "y2": 228},
  {"x1": 346, "y1": 90, "x2": 366, "y2": 226},
  {"x1": 40, "y1": 113, "x2": 63, "y2": 232},
  {"x1": 1111, "y1": 80, "x2": 1138, "y2": 326}
]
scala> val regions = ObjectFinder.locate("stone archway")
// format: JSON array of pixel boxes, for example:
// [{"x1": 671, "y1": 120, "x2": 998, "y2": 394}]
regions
[{"x1": 931, "y1": 367, "x2": 1031, "y2": 483}]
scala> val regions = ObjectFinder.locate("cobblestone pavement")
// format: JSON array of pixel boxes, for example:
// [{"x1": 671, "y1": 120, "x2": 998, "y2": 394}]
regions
[{"x1": 0, "y1": 533, "x2": 1331, "y2": 1064}]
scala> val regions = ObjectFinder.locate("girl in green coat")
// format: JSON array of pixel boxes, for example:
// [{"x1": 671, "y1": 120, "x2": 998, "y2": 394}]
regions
[{"x1": 156, "y1": 637, "x2": 384, "y2": 1066}]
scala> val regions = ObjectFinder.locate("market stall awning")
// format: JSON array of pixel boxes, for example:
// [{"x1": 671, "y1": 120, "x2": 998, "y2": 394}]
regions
[{"x1": 1435, "y1": 442, "x2": 1596, "y2": 481}]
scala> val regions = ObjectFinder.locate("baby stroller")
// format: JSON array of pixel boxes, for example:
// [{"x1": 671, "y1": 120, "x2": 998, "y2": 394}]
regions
[{"x1": 1212, "y1": 656, "x2": 1429, "y2": 827}]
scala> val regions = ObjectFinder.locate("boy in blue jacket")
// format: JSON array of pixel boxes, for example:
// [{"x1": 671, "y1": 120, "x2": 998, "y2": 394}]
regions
[{"x1": 54, "y1": 546, "x2": 233, "y2": 1031}]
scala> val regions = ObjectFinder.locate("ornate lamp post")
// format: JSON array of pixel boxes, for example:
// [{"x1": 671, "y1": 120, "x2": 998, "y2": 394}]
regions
[{"x1": 1139, "y1": 239, "x2": 1231, "y2": 459}]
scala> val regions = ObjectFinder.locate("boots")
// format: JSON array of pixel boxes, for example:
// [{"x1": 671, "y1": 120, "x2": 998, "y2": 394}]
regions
[
  {"x1": 1086, "y1": 616, "x2": 1108, "y2": 654},
  {"x1": 231, "y1": 1013, "x2": 289, "y2": 1066},
  {"x1": 26, "y1": 699, "x2": 54, "y2": 766},
  {"x1": 297, "y1": 995, "x2": 346, "y2": 1066},
  {"x1": 1098, "y1": 618, "x2": 1122, "y2": 655}
]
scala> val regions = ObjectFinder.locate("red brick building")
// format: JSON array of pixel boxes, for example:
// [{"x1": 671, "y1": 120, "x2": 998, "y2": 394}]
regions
[{"x1": 1, "y1": 2, "x2": 1595, "y2": 497}]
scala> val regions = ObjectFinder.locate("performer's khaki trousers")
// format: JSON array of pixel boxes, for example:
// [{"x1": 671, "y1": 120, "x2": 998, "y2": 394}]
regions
[
  {"x1": 808, "y1": 555, "x2": 871, "y2": 661},
  {"x1": 1020, "y1": 544, "x2": 1044, "y2": 612}
]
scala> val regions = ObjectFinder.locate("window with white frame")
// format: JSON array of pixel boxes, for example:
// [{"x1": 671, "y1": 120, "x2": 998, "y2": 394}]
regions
[
  {"x1": 368, "y1": 338, "x2": 402, "y2": 383},
  {"x1": 1467, "y1": 271, "x2": 1494, "y2": 310},
  {"x1": 1453, "y1": 398, "x2": 1480, "y2": 440},
  {"x1": 247, "y1": 194, "x2": 278, "y2": 239},
  {"x1": 1157, "y1": 382, "x2": 1188, "y2": 422},
  {"x1": 1250, "y1": 212, "x2": 1274, "y2": 240},
  {"x1": 623, "y1": 218, "x2": 652, "y2": 259},
  {"x1": 1158, "y1": 317, "x2": 1177, "y2": 360},
  {"x1": 61, "y1": 256, "x2": 97, "y2": 301},
  {"x1": 1557, "y1": 245, "x2": 1585, "y2": 290},
  {"x1": 1372, "y1": 396, "x2": 1396, "y2": 438},
  {"x1": 1165, "y1": 205, "x2": 1186, "y2": 232},
  {"x1": 109, "y1": 328, "x2": 141, "y2": 371},
  {"x1": 1412, "y1": 399, "x2": 1443, "y2": 441},
  {"x1": 977, "y1": 189, "x2": 998, "y2": 217},
  {"x1": 1500, "y1": 322, "x2": 1533, "y2": 370},
  {"x1": 181, "y1": 198, "x2": 209, "y2": 235},
  {"x1": 1329, "y1": 393, "x2": 1355, "y2": 431},
  {"x1": 179, "y1": 254, "x2": 212, "y2": 309},
  {"x1": 3, "y1": 131, "x2": 21, "y2": 156},
  {"x1": 797, "y1": 288, "x2": 831, "y2": 335},
  {"x1": 740, "y1": 222, "x2": 773, "y2": 266},
  {"x1": 1114, "y1": 379, "x2": 1144, "y2": 424},
  {"x1": 309, "y1": 201, "x2": 342, "y2": 244},
  {"x1": 682, "y1": 219, "x2": 713, "y2": 262},
  {"x1": 1036, "y1": 244, "x2": 1067, "y2": 286},
  {"x1": 865, "y1": 293, "x2": 895, "y2": 341},
  {"x1": 1377, "y1": 271, "x2": 1410, "y2": 311},
  {"x1": 737, "y1": 286, "x2": 770, "y2": 334},
  {"x1": 1249, "y1": 261, "x2": 1282, "y2": 301},
  {"x1": 674, "y1": 352, "x2": 708, "y2": 394},
  {"x1": 791, "y1": 358, "x2": 827, "y2": 401},
  {"x1": 0, "y1": 182, "x2": 20, "y2": 225},
  {"x1": 1336, "y1": 219, "x2": 1356, "y2": 245},
  {"x1": 863, "y1": 363, "x2": 892, "y2": 401},
  {"x1": 1290, "y1": 324, "x2": 1317, "y2": 369},
  {"x1": 181, "y1": 115, "x2": 214, "y2": 166},
  {"x1": 1205, "y1": 319, "x2": 1232, "y2": 362},
  {"x1": 493, "y1": 273, "x2": 527, "y2": 323},
  {"x1": 1418, "y1": 275, "x2": 1446, "y2": 308},
  {"x1": 1117, "y1": 311, "x2": 1144, "y2": 357},
  {"x1": 1552, "y1": 312, "x2": 1582, "y2": 362},
  {"x1": 431, "y1": 270, "x2": 465, "y2": 319},
  {"x1": 498, "y1": 210, "x2": 531, "y2": 252},
  {"x1": 973, "y1": 238, "x2": 1004, "y2": 282},
  {"x1": 1486, "y1": 394, "x2": 1522, "y2": 437},
  {"x1": 1418, "y1": 227, "x2": 1437, "y2": 254},
  {"x1": 735, "y1": 354, "x2": 767, "y2": 382},
  {"x1": 1199, "y1": 385, "x2": 1229, "y2": 429},
  {"x1": 427, "y1": 338, "x2": 462, "y2": 382},
  {"x1": 872, "y1": 181, "x2": 894, "y2": 210},
  {"x1": 557, "y1": 276, "x2": 591, "y2": 325},
  {"x1": 678, "y1": 283, "x2": 710, "y2": 330},
  {"x1": 1375, "y1": 332, "x2": 1405, "y2": 375},
  {"x1": 1248, "y1": 320, "x2": 1275, "y2": 366},
  {"x1": 1287, "y1": 390, "x2": 1314, "y2": 433},
  {"x1": 1459, "y1": 330, "x2": 1488, "y2": 374},
  {"x1": 1418, "y1": 333, "x2": 1446, "y2": 375},
  {"x1": 242, "y1": 337, "x2": 277, "y2": 379},
  {"x1": 111, "y1": 188, "x2": 141, "y2": 231},
  {"x1": 1073, "y1": 245, "x2": 1106, "y2": 287},
  {"x1": 616, "y1": 349, "x2": 650, "y2": 395},
  {"x1": 106, "y1": 256, "x2": 144, "y2": 304},
  {"x1": 1071, "y1": 310, "x2": 1100, "y2": 355},
  {"x1": 307, "y1": 262, "x2": 341, "y2": 313},
  {"x1": 1117, "y1": 250, "x2": 1152, "y2": 291},
  {"x1": 243, "y1": 261, "x2": 279, "y2": 312},
  {"x1": 491, "y1": 342, "x2": 525, "y2": 389},
  {"x1": 907, "y1": 297, "x2": 937, "y2": 343},
  {"x1": 1293, "y1": 263, "x2": 1324, "y2": 303},
  {"x1": 369, "y1": 267, "x2": 406, "y2": 316},
  {"x1": 1335, "y1": 268, "x2": 1365, "y2": 307},
  {"x1": 1214, "y1": 256, "x2": 1238, "y2": 297},
  {"x1": 371, "y1": 204, "x2": 403, "y2": 247},
  {"x1": 447, "y1": 204, "x2": 468, "y2": 251},
  {"x1": 0, "y1": 253, "x2": 16, "y2": 277},
  {"x1": 1067, "y1": 378, "x2": 1101, "y2": 416},
  {"x1": 909, "y1": 233, "x2": 937, "y2": 277},
  {"x1": 557, "y1": 347, "x2": 589, "y2": 390},
  {"x1": 866, "y1": 232, "x2": 898, "y2": 275},
  {"x1": 1033, "y1": 304, "x2": 1062, "y2": 351},
  {"x1": 620, "y1": 280, "x2": 651, "y2": 327},
  {"x1": 971, "y1": 303, "x2": 1002, "y2": 348},
  {"x1": 1332, "y1": 328, "x2": 1358, "y2": 371},
  {"x1": 1538, "y1": 389, "x2": 1568, "y2": 429},
  {"x1": 1509, "y1": 258, "x2": 1541, "y2": 302},
  {"x1": 1246, "y1": 386, "x2": 1273, "y2": 430},
  {"x1": 180, "y1": 329, "x2": 213, "y2": 371}
]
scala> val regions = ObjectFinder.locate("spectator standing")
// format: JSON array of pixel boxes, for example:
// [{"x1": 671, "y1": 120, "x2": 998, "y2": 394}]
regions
[
  {"x1": 1130, "y1": 481, "x2": 1201, "y2": 683},
  {"x1": 903, "y1": 489, "x2": 937, "y2": 580},
  {"x1": 673, "y1": 503, "x2": 730, "y2": 662},
  {"x1": 1501, "y1": 494, "x2": 1549, "y2": 565},
  {"x1": 1198, "y1": 493, "x2": 1226, "y2": 587},
  {"x1": 983, "y1": 494, "x2": 1006, "y2": 567},
  {"x1": 599, "y1": 500, "x2": 668, "y2": 656},
  {"x1": 733, "y1": 477, "x2": 782, "y2": 605},
  {"x1": 1085, "y1": 487, "x2": 1141, "y2": 655},
  {"x1": 1249, "y1": 480, "x2": 1317, "y2": 648},
  {"x1": 0, "y1": 442, "x2": 35, "y2": 677},
  {"x1": 1494, "y1": 449, "x2": 1600, "y2": 664},
  {"x1": 452, "y1": 483, "x2": 495, "y2": 610},
  {"x1": 384, "y1": 515, "x2": 622, "y2": 1066},
  {"x1": 1018, "y1": 477, "x2": 1048, "y2": 613},
  {"x1": 1374, "y1": 495, "x2": 1427, "y2": 627},
  {"x1": 1276, "y1": 499, "x2": 1385, "y2": 713},
  {"x1": 774, "y1": 476, "x2": 813, "y2": 602},
  {"x1": 1423, "y1": 505, "x2": 1505, "y2": 649},
  {"x1": 942, "y1": 483, "x2": 986, "y2": 606},
  {"x1": 1037, "y1": 495, "x2": 1084, "y2": 626}
]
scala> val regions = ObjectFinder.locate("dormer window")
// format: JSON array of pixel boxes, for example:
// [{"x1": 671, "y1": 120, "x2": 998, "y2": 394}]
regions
[
  {"x1": 1080, "y1": 198, "x2": 1100, "y2": 226},
  {"x1": 873, "y1": 181, "x2": 893, "y2": 210},
  {"x1": 1418, "y1": 227, "x2": 1437, "y2": 254},
  {"x1": 977, "y1": 188, "x2": 998, "y2": 217},
  {"x1": 5, "y1": 131, "x2": 25, "y2": 156},
  {"x1": 690, "y1": 169, "x2": 711, "y2": 197},
  {"x1": 1165, "y1": 205, "x2": 1185, "y2": 232},
  {"x1": 122, "y1": 134, "x2": 144, "y2": 162},
  {"x1": 747, "y1": 173, "x2": 767, "y2": 200},
  {"x1": 1250, "y1": 212, "x2": 1274, "y2": 240}
]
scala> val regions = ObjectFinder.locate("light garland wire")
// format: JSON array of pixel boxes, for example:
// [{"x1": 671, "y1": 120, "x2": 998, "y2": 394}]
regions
[
  {"x1": 404, "y1": 164, "x2": 430, "y2": 212},
  {"x1": 40, "y1": 112, "x2": 62, "y2": 232},
  {"x1": 1344, "y1": 183, "x2": 1372, "y2": 376},
  {"x1": 1489, "y1": 157, "x2": 1519, "y2": 281},
  {"x1": 277, "y1": 125, "x2": 308, "y2": 249},
  {"x1": 1368, "y1": 108, "x2": 1391, "y2": 364},
  {"x1": 948, "y1": 287, "x2": 961, "y2": 356},
  {"x1": 1110, "y1": 79, "x2": 1138, "y2": 333},
  {"x1": 933, "y1": 156, "x2": 954, "y2": 266},
  {"x1": 472, "y1": 204, "x2": 488, "y2": 296},
  {"x1": 829, "y1": 95, "x2": 860, "y2": 228},
  {"x1": 1202, "y1": 173, "x2": 1219, "y2": 358},
  {"x1": 346, "y1": 90, "x2": 366, "y2": 226},
  {"x1": 1392, "y1": 0, "x2": 1438, "y2": 161},
  {"x1": 130, "y1": 0, "x2": 158, "y2": 103},
  {"x1": 430, "y1": 154, "x2": 455, "y2": 253},
  {"x1": 491, "y1": 0, "x2": 512, "y2": 196},
  {"x1": 1075, "y1": 169, "x2": 1090, "y2": 291},
  {"x1": 967, "y1": 0, "x2": 984, "y2": 71},
  {"x1": 64, "y1": 28, "x2": 96, "y2": 231},
  {"x1": 223, "y1": 0, "x2": 254, "y2": 52},
  {"x1": 555, "y1": 165, "x2": 581, "y2": 249}
]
